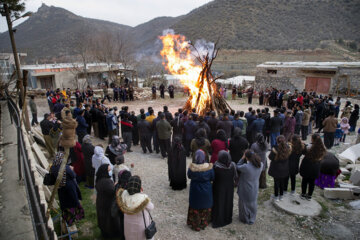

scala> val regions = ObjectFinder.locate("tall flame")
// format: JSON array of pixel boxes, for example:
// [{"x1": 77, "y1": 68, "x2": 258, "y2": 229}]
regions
[{"x1": 159, "y1": 33, "x2": 214, "y2": 114}]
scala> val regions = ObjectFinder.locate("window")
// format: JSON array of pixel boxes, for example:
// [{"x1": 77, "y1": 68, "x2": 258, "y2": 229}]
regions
[{"x1": 267, "y1": 69, "x2": 277, "y2": 74}]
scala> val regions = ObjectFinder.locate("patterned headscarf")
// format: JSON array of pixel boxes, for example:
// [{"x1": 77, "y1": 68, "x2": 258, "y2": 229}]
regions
[
  {"x1": 82, "y1": 134, "x2": 92, "y2": 144},
  {"x1": 109, "y1": 136, "x2": 126, "y2": 155},
  {"x1": 127, "y1": 176, "x2": 142, "y2": 195},
  {"x1": 52, "y1": 151, "x2": 67, "y2": 187}
]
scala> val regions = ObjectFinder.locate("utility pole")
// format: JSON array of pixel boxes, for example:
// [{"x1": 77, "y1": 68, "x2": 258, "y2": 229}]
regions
[{"x1": 3, "y1": 3, "x2": 31, "y2": 131}]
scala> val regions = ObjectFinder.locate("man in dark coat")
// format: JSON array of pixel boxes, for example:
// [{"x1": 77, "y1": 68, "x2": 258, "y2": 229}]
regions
[
  {"x1": 183, "y1": 115, "x2": 198, "y2": 156},
  {"x1": 168, "y1": 84, "x2": 175, "y2": 98},
  {"x1": 90, "y1": 104, "x2": 99, "y2": 138},
  {"x1": 152, "y1": 84, "x2": 156, "y2": 99},
  {"x1": 163, "y1": 106, "x2": 173, "y2": 122},
  {"x1": 121, "y1": 113, "x2": 133, "y2": 152},
  {"x1": 137, "y1": 114, "x2": 152, "y2": 153},
  {"x1": 156, "y1": 113, "x2": 172, "y2": 158},
  {"x1": 269, "y1": 109, "x2": 283, "y2": 148},
  {"x1": 249, "y1": 114, "x2": 265, "y2": 144},
  {"x1": 216, "y1": 114, "x2": 233, "y2": 139},
  {"x1": 151, "y1": 112, "x2": 162, "y2": 154},
  {"x1": 160, "y1": 83, "x2": 165, "y2": 98},
  {"x1": 129, "y1": 111, "x2": 139, "y2": 146},
  {"x1": 76, "y1": 110, "x2": 89, "y2": 144},
  {"x1": 84, "y1": 104, "x2": 92, "y2": 135},
  {"x1": 97, "y1": 106, "x2": 107, "y2": 140},
  {"x1": 207, "y1": 111, "x2": 219, "y2": 143}
]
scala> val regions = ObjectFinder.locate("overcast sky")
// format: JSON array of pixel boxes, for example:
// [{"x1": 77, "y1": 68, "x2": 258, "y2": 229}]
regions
[{"x1": 0, "y1": 0, "x2": 213, "y2": 32}]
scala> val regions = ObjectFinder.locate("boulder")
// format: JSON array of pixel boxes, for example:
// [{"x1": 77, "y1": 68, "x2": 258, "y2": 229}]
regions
[
  {"x1": 324, "y1": 188, "x2": 355, "y2": 200},
  {"x1": 338, "y1": 143, "x2": 360, "y2": 164},
  {"x1": 350, "y1": 168, "x2": 360, "y2": 186}
]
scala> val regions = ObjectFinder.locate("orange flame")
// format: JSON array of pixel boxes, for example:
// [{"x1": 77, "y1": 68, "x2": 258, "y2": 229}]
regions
[{"x1": 159, "y1": 33, "x2": 214, "y2": 114}]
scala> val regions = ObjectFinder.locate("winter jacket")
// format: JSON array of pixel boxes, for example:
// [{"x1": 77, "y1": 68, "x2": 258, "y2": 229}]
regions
[
  {"x1": 60, "y1": 115, "x2": 78, "y2": 148},
  {"x1": 322, "y1": 116, "x2": 337, "y2": 133},
  {"x1": 157, "y1": 119, "x2": 172, "y2": 140},
  {"x1": 137, "y1": 119, "x2": 152, "y2": 137},
  {"x1": 270, "y1": 116, "x2": 283, "y2": 133},
  {"x1": 268, "y1": 145, "x2": 291, "y2": 178},
  {"x1": 76, "y1": 116, "x2": 89, "y2": 134},
  {"x1": 302, "y1": 109, "x2": 311, "y2": 126},
  {"x1": 295, "y1": 110, "x2": 303, "y2": 125}
]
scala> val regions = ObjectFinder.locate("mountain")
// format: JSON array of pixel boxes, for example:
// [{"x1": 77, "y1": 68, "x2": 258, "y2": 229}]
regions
[
  {"x1": 172, "y1": 0, "x2": 360, "y2": 50},
  {"x1": 0, "y1": 1, "x2": 359, "y2": 63},
  {"x1": 0, "y1": 4, "x2": 131, "y2": 63}
]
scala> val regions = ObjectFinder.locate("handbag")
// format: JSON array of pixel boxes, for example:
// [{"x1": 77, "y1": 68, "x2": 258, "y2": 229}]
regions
[
  {"x1": 43, "y1": 173, "x2": 56, "y2": 185},
  {"x1": 142, "y1": 210, "x2": 156, "y2": 239}
]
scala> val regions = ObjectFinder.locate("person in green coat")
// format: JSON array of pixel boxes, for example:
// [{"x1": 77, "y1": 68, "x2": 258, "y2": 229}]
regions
[{"x1": 156, "y1": 113, "x2": 172, "y2": 158}]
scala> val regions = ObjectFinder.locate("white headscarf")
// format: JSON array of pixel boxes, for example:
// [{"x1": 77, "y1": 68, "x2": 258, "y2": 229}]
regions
[{"x1": 92, "y1": 146, "x2": 113, "y2": 174}]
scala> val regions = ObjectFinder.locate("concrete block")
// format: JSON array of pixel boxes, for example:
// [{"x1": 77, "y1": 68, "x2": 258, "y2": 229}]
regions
[
  {"x1": 32, "y1": 143, "x2": 49, "y2": 170},
  {"x1": 338, "y1": 143, "x2": 360, "y2": 164},
  {"x1": 345, "y1": 164, "x2": 360, "y2": 171},
  {"x1": 349, "y1": 200, "x2": 360, "y2": 210},
  {"x1": 324, "y1": 188, "x2": 355, "y2": 200},
  {"x1": 340, "y1": 167, "x2": 350, "y2": 175},
  {"x1": 350, "y1": 169, "x2": 360, "y2": 186}
]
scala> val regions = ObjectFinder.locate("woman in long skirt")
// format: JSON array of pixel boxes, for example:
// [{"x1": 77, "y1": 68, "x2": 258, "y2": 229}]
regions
[
  {"x1": 212, "y1": 151, "x2": 237, "y2": 228},
  {"x1": 236, "y1": 150, "x2": 263, "y2": 225}
]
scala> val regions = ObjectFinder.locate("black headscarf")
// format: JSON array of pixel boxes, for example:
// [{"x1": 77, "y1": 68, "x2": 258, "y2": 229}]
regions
[
  {"x1": 216, "y1": 129, "x2": 228, "y2": 148},
  {"x1": 195, "y1": 128, "x2": 206, "y2": 147},
  {"x1": 172, "y1": 137, "x2": 183, "y2": 151},
  {"x1": 96, "y1": 164, "x2": 110, "y2": 184},
  {"x1": 214, "y1": 150, "x2": 238, "y2": 183},
  {"x1": 117, "y1": 170, "x2": 132, "y2": 189},
  {"x1": 127, "y1": 176, "x2": 142, "y2": 195},
  {"x1": 232, "y1": 127, "x2": 242, "y2": 140}
]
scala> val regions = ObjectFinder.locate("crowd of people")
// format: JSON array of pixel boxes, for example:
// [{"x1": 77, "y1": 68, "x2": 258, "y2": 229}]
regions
[{"x1": 34, "y1": 86, "x2": 360, "y2": 238}]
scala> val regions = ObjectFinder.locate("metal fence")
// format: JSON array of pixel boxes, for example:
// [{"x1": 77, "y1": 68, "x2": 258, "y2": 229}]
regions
[{"x1": 6, "y1": 90, "x2": 54, "y2": 240}]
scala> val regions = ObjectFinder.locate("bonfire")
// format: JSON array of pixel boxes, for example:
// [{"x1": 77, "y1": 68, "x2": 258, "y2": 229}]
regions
[{"x1": 159, "y1": 32, "x2": 231, "y2": 116}]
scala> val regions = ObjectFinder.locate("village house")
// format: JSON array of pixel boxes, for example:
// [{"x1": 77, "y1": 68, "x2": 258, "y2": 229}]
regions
[
  {"x1": 21, "y1": 62, "x2": 137, "y2": 89},
  {"x1": 255, "y1": 62, "x2": 360, "y2": 95}
]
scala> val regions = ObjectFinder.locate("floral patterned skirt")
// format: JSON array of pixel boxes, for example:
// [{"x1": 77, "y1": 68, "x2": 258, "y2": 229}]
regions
[
  {"x1": 315, "y1": 173, "x2": 336, "y2": 189},
  {"x1": 187, "y1": 207, "x2": 211, "y2": 231},
  {"x1": 62, "y1": 204, "x2": 85, "y2": 226}
]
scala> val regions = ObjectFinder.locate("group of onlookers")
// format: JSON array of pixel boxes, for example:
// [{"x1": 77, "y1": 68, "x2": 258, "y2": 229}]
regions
[{"x1": 34, "y1": 86, "x2": 360, "y2": 237}]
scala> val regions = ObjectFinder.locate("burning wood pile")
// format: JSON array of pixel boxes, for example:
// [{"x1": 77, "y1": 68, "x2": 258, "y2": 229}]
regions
[{"x1": 160, "y1": 32, "x2": 231, "y2": 116}]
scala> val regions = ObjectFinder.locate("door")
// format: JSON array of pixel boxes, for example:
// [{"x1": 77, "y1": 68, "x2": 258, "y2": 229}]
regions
[
  {"x1": 38, "y1": 75, "x2": 54, "y2": 89},
  {"x1": 305, "y1": 77, "x2": 331, "y2": 94}
]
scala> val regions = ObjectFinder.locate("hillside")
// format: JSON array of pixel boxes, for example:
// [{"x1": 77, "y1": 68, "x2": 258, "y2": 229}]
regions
[
  {"x1": 0, "y1": 4, "x2": 131, "y2": 63},
  {"x1": 172, "y1": 0, "x2": 360, "y2": 50},
  {"x1": 0, "y1": 0, "x2": 359, "y2": 63}
]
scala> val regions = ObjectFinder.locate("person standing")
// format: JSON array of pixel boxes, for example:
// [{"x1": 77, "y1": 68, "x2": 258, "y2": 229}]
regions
[
  {"x1": 251, "y1": 133, "x2": 269, "y2": 189},
  {"x1": 156, "y1": 113, "x2": 172, "y2": 158},
  {"x1": 121, "y1": 114, "x2": 134, "y2": 152},
  {"x1": 301, "y1": 105, "x2": 311, "y2": 140},
  {"x1": 168, "y1": 137, "x2": 187, "y2": 190},
  {"x1": 184, "y1": 115, "x2": 198, "y2": 157},
  {"x1": 207, "y1": 111, "x2": 219, "y2": 143},
  {"x1": 284, "y1": 135, "x2": 305, "y2": 194},
  {"x1": 294, "y1": 105, "x2": 303, "y2": 135},
  {"x1": 187, "y1": 150, "x2": 214, "y2": 231},
  {"x1": 247, "y1": 87, "x2": 253, "y2": 104},
  {"x1": 269, "y1": 109, "x2": 283, "y2": 148},
  {"x1": 128, "y1": 85, "x2": 134, "y2": 101},
  {"x1": 76, "y1": 110, "x2": 89, "y2": 144},
  {"x1": 216, "y1": 113, "x2": 233, "y2": 139},
  {"x1": 283, "y1": 111, "x2": 296, "y2": 142},
  {"x1": 322, "y1": 111, "x2": 337, "y2": 149},
  {"x1": 160, "y1": 83, "x2": 165, "y2": 99},
  {"x1": 236, "y1": 149, "x2": 263, "y2": 225},
  {"x1": 315, "y1": 152, "x2": 340, "y2": 189},
  {"x1": 129, "y1": 111, "x2": 139, "y2": 146},
  {"x1": 190, "y1": 128, "x2": 211, "y2": 162},
  {"x1": 81, "y1": 135, "x2": 95, "y2": 188},
  {"x1": 168, "y1": 84, "x2": 175, "y2": 98},
  {"x1": 40, "y1": 113, "x2": 61, "y2": 158},
  {"x1": 50, "y1": 152, "x2": 84, "y2": 232},
  {"x1": 151, "y1": 84, "x2": 156, "y2": 99},
  {"x1": 212, "y1": 151, "x2": 237, "y2": 228},
  {"x1": 268, "y1": 135, "x2": 291, "y2": 202},
  {"x1": 106, "y1": 109, "x2": 118, "y2": 144},
  {"x1": 59, "y1": 111, "x2": 78, "y2": 150},
  {"x1": 229, "y1": 128, "x2": 249, "y2": 164},
  {"x1": 232, "y1": 86, "x2": 237, "y2": 100},
  {"x1": 249, "y1": 114, "x2": 265, "y2": 144},
  {"x1": 84, "y1": 104, "x2": 92, "y2": 135},
  {"x1": 210, "y1": 130, "x2": 228, "y2": 163},
  {"x1": 349, "y1": 104, "x2": 359, "y2": 133},
  {"x1": 300, "y1": 134, "x2": 326, "y2": 200},
  {"x1": 117, "y1": 176, "x2": 155, "y2": 240},
  {"x1": 137, "y1": 114, "x2": 152, "y2": 154},
  {"x1": 29, "y1": 95, "x2": 38, "y2": 126},
  {"x1": 90, "y1": 104, "x2": 99, "y2": 137}
]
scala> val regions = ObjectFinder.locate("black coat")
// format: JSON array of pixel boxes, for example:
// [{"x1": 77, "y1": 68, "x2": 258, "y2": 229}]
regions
[
  {"x1": 300, "y1": 156, "x2": 321, "y2": 179},
  {"x1": 168, "y1": 144, "x2": 187, "y2": 190},
  {"x1": 320, "y1": 152, "x2": 339, "y2": 176},
  {"x1": 349, "y1": 109, "x2": 359, "y2": 127},
  {"x1": 171, "y1": 117, "x2": 184, "y2": 139},
  {"x1": 96, "y1": 178, "x2": 123, "y2": 239},
  {"x1": 212, "y1": 167, "x2": 234, "y2": 228},
  {"x1": 137, "y1": 119, "x2": 152, "y2": 137},
  {"x1": 268, "y1": 147, "x2": 289, "y2": 178},
  {"x1": 207, "y1": 118, "x2": 219, "y2": 140},
  {"x1": 229, "y1": 136, "x2": 249, "y2": 163},
  {"x1": 82, "y1": 143, "x2": 95, "y2": 187},
  {"x1": 288, "y1": 149, "x2": 304, "y2": 176},
  {"x1": 270, "y1": 116, "x2": 283, "y2": 133}
]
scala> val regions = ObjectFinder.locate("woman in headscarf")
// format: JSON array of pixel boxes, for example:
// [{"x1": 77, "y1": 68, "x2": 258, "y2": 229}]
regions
[
  {"x1": 106, "y1": 136, "x2": 127, "y2": 165},
  {"x1": 187, "y1": 149, "x2": 214, "y2": 231},
  {"x1": 50, "y1": 152, "x2": 84, "y2": 231},
  {"x1": 212, "y1": 150, "x2": 238, "y2": 228},
  {"x1": 69, "y1": 142, "x2": 85, "y2": 182},
  {"x1": 168, "y1": 137, "x2": 187, "y2": 190},
  {"x1": 210, "y1": 129, "x2": 228, "y2": 163},
  {"x1": 229, "y1": 127, "x2": 249, "y2": 164},
  {"x1": 117, "y1": 176, "x2": 155, "y2": 240},
  {"x1": 251, "y1": 133, "x2": 269, "y2": 188},
  {"x1": 115, "y1": 170, "x2": 132, "y2": 191},
  {"x1": 190, "y1": 128, "x2": 211, "y2": 162},
  {"x1": 81, "y1": 135, "x2": 95, "y2": 188},
  {"x1": 349, "y1": 104, "x2": 359, "y2": 133},
  {"x1": 236, "y1": 149, "x2": 263, "y2": 225},
  {"x1": 92, "y1": 146, "x2": 113, "y2": 185},
  {"x1": 95, "y1": 164, "x2": 123, "y2": 239}
]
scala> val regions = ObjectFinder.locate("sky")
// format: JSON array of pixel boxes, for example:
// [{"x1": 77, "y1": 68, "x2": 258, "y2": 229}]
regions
[{"x1": 0, "y1": 0, "x2": 213, "y2": 32}]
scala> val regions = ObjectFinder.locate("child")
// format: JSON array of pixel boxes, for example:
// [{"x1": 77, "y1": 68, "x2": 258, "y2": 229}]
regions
[
  {"x1": 334, "y1": 124, "x2": 343, "y2": 146},
  {"x1": 340, "y1": 117, "x2": 350, "y2": 142}
]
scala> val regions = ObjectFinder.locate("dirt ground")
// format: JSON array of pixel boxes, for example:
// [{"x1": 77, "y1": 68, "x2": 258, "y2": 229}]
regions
[{"x1": 31, "y1": 95, "x2": 360, "y2": 240}]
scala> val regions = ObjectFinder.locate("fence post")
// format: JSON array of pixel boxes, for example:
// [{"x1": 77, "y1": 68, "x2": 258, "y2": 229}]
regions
[{"x1": 17, "y1": 127, "x2": 22, "y2": 180}]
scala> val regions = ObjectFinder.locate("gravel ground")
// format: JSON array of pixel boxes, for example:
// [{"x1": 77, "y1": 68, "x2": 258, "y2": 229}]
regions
[{"x1": 31, "y1": 95, "x2": 360, "y2": 240}]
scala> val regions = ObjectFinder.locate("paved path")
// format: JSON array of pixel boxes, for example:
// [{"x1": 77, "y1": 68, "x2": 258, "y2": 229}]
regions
[{"x1": 0, "y1": 101, "x2": 35, "y2": 240}]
